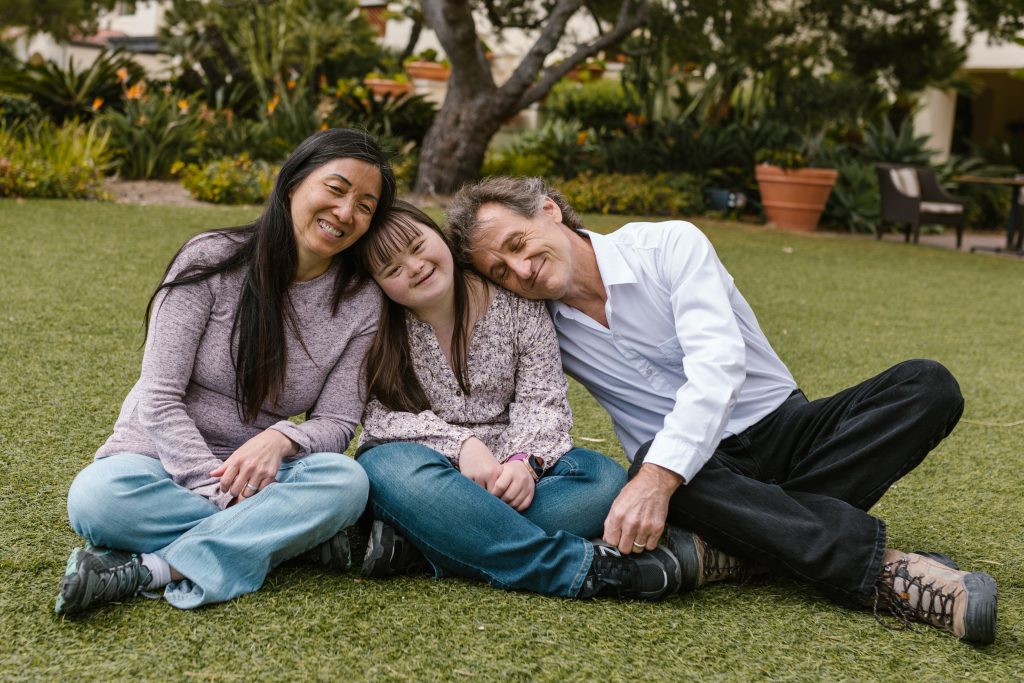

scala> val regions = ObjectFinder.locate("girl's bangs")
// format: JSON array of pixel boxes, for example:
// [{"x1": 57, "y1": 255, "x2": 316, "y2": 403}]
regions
[{"x1": 365, "y1": 214, "x2": 425, "y2": 273}]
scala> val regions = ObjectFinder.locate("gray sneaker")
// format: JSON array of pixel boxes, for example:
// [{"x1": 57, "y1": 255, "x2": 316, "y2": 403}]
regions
[
  {"x1": 295, "y1": 530, "x2": 352, "y2": 571},
  {"x1": 577, "y1": 542, "x2": 682, "y2": 601},
  {"x1": 361, "y1": 520, "x2": 431, "y2": 578},
  {"x1": 55, "y1": 546, "x2": 152, "y2": 616}
]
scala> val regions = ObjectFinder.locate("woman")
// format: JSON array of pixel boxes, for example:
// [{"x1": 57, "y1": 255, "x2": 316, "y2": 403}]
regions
[
  {"x1": 354, "y1": 201, "x2": 682, "y2": 600},
  {"x1": 55, "y1": 128, "x2": 396, "y2": 614}
]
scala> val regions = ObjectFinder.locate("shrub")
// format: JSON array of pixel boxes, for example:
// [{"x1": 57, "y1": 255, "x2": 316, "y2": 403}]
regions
[
  {"x1": 484, "y1": 119, "x2": 595, "y2": 180},
  {"x1": 543, "y1": 79, "x2": 638, "y2": 131},
  {"x1": 98, "y1": 83, "x2": 202, "y2": 179},
  {"x1": 558, "y1": 171, "x2": 705, "y2": 216},
  {"x1": 0, "y1": 120, "x2": 112, "y2": 199},
  {"x1": 175, "y1": 154, "x2": 277, "y2": 205},
  {"x1": 0, "y1": 49, "x2": 145, "y2": 122},
  {"x1": 822, "y1": 160, "x2": 880, "y2": 234},
  {"x1": 332, "y1": 85, "x2": 437, "y2": 145},
  {"x1": 0, "y1": 93, "x2": 44, "y2": 127}
]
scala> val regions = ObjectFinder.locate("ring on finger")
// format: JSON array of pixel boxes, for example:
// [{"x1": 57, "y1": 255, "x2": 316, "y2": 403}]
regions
[
  {"x1": 245, "y1": 482, "x2": 258, "y2": 493},
  {"x1": 632, "y1": 540, "x2": 646, "y2": 549}
]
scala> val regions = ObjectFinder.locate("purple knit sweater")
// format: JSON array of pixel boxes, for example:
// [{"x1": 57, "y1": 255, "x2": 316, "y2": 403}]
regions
[{"x1": 95, "y1": 233, "x2": 380, "y2": 509}]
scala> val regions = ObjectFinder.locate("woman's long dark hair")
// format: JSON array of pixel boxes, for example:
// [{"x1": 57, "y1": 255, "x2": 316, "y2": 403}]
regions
[
  {"x1": 144, "y1": 128, "x2": 396, "y2": 422},
  {"x1": 356, "y1": 200, "x2": 480, "y2": 413}
]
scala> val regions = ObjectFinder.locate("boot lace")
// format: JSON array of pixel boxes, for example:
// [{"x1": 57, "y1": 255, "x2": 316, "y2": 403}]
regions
[{"x1": 872, "y1": 557, "x2": 957, "y2": 632}]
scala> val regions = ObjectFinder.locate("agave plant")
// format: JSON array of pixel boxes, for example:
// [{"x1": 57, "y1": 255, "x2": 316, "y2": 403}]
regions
[{"x1": 0, "y1": 50, "x2": 145, "y2": 122}]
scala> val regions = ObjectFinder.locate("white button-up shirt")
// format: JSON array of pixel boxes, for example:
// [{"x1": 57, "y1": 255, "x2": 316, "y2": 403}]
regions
[{"x1": 550, "y1": 221, "x2": 796, "y2": 483}]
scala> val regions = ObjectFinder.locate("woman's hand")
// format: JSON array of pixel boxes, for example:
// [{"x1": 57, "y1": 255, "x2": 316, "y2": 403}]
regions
[
  {"x1": 458, "y1": 437, "x2": 501, "y2": 490},
  {"x1": 490, "y1": 459, "x2": 536, "y2": 511},
  {"x1": 210, "y1": 429, "x2": 298, "y2": 501}
]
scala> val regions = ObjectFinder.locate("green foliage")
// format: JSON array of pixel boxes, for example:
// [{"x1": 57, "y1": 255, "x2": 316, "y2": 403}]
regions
[
  {"x1": 175, "y1": 154, "x2": 277, "y2": 205},
  {"x1": 332, "y1": 86, "x2": 437, "y2": 145},
  {"x1": 822, "y1": 159, "x2": 880, "y2": 234},
  {"x1": 559, "y1": 171, "x2": 705, "y2": 216},
  {"x1": 0, "y1": 49, "x2": 145, "y2": 122},
  {"x1": 0, "y1": 93, "x2": 44, "y2": 126},
  {"x1": 484, "y1": 119, "x2": 595, "y2": 180},
  {"x1": 861, "y1": 118, "x2": 936, "y2": 165},
  {"x1": 0, "y1": 120, "x2": 112, "y2": 199},
  {"x1": 543, "y1": 79, "x2": 638, "y2": 131},
  {"x1": 0, "y1": 0, "x2": 117, "y2": 40},
  {"x1": 161, "y1": 0, "x2": 388, "y2": 109},
  {"x1": 97, "y1": 84, "x2": 202, "y2": 180},
  {"x1": 755, "y1": 147, "x2": 807, "y2": 170}
]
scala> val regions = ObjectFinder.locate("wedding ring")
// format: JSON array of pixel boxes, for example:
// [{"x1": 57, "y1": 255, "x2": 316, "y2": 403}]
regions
[
  {"x1": 245, "y1": 482, "x2": 258, "y2": 492},
  {"x1": 632, "y1": 541, "x2": 646, "y2": 549}
]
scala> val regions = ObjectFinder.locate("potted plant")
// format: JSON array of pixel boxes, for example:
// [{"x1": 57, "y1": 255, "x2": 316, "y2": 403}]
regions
[
  {"x1": 404, "y1": 49, "x2": 452, "y2": 81},
  {"x1": 754, "y1": 141, "x2": 838, "y2": 232},
  {"x1": 364, "y1": 72, "x2": 413, "y2": 98}
]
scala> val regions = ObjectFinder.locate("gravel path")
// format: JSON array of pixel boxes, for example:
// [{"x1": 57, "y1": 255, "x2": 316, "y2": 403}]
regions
[{"x1": 103, "y1": 179, "x2": 211, "y2": 206}]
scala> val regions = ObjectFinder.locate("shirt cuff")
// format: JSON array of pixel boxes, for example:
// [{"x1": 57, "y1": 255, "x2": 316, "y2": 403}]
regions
[
  {"x1": 192, "y1": 482, "x2": 235, "y2": 510},
  {"x1": 269, "y1": 421, "x2": 310, "y2": 457},
  {"x1": 642, "y1": 436, "x2": 708, "y2": 485}
]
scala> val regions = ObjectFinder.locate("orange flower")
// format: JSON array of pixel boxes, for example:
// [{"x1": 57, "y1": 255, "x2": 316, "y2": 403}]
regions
[
  {"x1": 177, "y1": 99, "x2": 190, "y2": 113},
  {"x1": 319, "y1": 74, "x2": 328, "y2": 89},
  {"x1": 91, "y1": 97, "x2": 104, "y2": 111},
  {"x1": 266, "y1": 94, "x2": 280, "y2": 114},
  {"x1": 116, "y1": 67, "x2": 129, "y2": 83},
  {"x1": 320, "y1": 122, "x2": 329, "y2": 131},
  {"x1": 576, "y1": 131, "x2": 588, "y2": 146},
  {"x1": 125, "y1": 82, "x2": 146, "y2": 100},
  {"x1": 287, "y1": 79, "x2": 297, "y2": 90}
]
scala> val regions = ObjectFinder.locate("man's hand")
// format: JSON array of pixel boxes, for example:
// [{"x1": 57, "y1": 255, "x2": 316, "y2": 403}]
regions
[
  {"x1": 458, "y1": 437, "x2": 502, "y2": 490},
  {"x1": 603, "y1": 463, "x2": 684, "y2": 554},
  {"x1": 211, "y1": 428, "x2": 297, "y2": 500},
  {"x1": 490, "y1": 460, "x2": 536, "y2": 511}
]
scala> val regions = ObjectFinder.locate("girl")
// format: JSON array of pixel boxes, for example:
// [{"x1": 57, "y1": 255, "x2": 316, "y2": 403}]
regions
[{"x1": 355, "y1": 201, "x2": 681, "y2": 600}]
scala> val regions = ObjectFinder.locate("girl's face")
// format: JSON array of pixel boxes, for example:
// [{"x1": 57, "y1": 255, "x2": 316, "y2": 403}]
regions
[{"x1": 372, "y1": 222, "x2": 455, "y2": 313}]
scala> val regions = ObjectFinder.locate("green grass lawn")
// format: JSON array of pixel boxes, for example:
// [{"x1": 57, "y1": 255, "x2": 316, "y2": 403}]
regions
[{"x1": 1, "y1": 199, "x2": 1022, "y2": 681}]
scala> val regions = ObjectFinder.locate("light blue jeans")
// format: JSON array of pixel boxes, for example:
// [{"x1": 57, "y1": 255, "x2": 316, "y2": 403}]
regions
[
  {"x1": 358, "y1": 443, "x2": 627, "y2": 597},
  {"x1": 66, "y1": 452, "x2": 368, "y2": 609}
]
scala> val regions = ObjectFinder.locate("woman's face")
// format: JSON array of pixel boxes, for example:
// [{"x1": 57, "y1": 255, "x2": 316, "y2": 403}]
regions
[
  {"x1": 372, "y1": 222, "x2": 455, "y2": 313},
  {"x1": 289, "y1": 157, "x2": 382, "y2": 280}
]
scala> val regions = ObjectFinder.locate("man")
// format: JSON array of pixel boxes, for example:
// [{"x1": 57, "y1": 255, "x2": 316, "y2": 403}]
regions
[{"x1": 444, "y1": 176, "x2": 997, "y2": 644}]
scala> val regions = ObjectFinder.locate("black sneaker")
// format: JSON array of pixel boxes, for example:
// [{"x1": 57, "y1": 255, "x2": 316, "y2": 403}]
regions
[
  {"x1": 55, "y1": 546, "x2": 153, "y2": 616},
  {"x1": 294, "y1": 530, "x2": 352, "y2": 571},
  {"x1": 361, "y1": 520, "x2": 431, "y2": 578},
  {"x1": 577, "y1": 542, "x2": 682, "y2": 600}
]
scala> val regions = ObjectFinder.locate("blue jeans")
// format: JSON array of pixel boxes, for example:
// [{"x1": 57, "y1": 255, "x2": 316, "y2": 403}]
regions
[
  {"x1": 66, "y1": 452, "x2": 368, "y2": 609},
  {"x1": 358, "y1": 444, "x2": 627, "y2": 597}
]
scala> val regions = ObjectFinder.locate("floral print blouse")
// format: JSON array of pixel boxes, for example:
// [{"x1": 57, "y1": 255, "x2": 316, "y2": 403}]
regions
[{"x1": 359, "y1": 286, "x2": 573, "y2": 471}]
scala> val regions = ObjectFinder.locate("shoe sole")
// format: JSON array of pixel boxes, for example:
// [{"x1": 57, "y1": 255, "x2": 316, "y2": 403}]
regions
[
  {"x1": 665, "y1": 526, "x2": 701, "y2": 592},
  {"x1": 54, "y1": 547, "x2": 84, "y2": 615},
  {"x1": 361, "y1": 520, "x2": 391, "y2": 578},
  {"x1": 961, "y1": 572, "x2": 997, "y2": 645}
]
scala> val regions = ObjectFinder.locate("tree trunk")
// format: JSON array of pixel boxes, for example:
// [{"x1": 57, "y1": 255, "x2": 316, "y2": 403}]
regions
[{"x1": 415, "y1": 94, "x2": 506, "y2": 194}]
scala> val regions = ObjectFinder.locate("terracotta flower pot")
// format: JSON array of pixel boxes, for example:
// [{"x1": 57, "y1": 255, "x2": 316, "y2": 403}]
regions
[
  {"x1": 364, "y1": 78, "x2": 413, "y2": 98},
  {"x1": 405, "y1": 61, "x2": 451, "y2": 81},
  {"x1": 755, "y1": 164, "x2": 838, "y2": 232}
]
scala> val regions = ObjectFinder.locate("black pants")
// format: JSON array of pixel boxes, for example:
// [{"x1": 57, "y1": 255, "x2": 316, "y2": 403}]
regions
[{"x1": 629, "y1": 359, "x2": 964, "y2": 607}]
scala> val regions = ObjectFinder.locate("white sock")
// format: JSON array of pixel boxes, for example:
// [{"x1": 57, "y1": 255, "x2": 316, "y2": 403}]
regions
[{"x1": 141, "y1": 553, "x2": 172, "y2": 590}]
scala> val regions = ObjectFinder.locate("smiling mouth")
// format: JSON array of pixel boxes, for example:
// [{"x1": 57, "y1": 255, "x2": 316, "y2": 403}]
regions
[
  {"x1": 415, "y1": 267, "x2": 435, "y2": 287},
  {"x1": 317, "y1": 218, "x2": 343, "y2": 238}
]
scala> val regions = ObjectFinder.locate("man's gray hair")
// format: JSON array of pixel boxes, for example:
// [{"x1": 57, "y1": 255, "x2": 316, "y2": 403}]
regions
[{"x1": 446, "y1": 176, "x2": 583, "y2": 267}]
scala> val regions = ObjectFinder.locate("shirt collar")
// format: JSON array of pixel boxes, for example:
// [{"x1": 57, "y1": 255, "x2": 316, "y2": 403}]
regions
[
  {"x1": 550, "y1": 229, "x2": 636, "y2": 322},
  {"x1": 584, "y1": 229, "x2": 637, "y2": 287}
]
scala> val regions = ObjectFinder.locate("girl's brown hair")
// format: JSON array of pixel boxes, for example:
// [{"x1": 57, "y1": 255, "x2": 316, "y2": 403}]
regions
[{"x1": 357, "y1": 199, "x2": 480, "y2": 413}]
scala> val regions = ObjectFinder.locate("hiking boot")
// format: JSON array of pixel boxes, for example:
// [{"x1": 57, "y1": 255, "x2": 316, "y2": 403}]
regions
[
  {"x1": 665, "y1": 525, "x2": 762, "y2": 591},
  {"x1": 577, "y1": 542, "x2": 682, "y2": 600},
  {"x1": 873, "y1": 550, "x2": 997, "y2": 645},
  {"x1": 55, "y1": 546, "x2": 153, "y2": 616},
  {"x1": 361, "y1": 520, "x2": 431, "y2": 578}
]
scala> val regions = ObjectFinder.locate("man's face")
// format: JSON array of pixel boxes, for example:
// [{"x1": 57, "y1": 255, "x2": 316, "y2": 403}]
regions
[{"x1": 469, "y1": 198, "x2": 575, "y2": 301}]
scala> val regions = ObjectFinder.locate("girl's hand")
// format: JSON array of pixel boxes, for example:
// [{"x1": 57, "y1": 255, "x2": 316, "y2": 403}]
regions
[
  {"x1": 211, "y1": 429, "x2": 298, "y2": 500},
  {"x1": 458, "y1": 437, "x2": 501, "y2": 490},
  {"x1": 490, "y1": 460, "x2": 536, "y2": 511}
]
